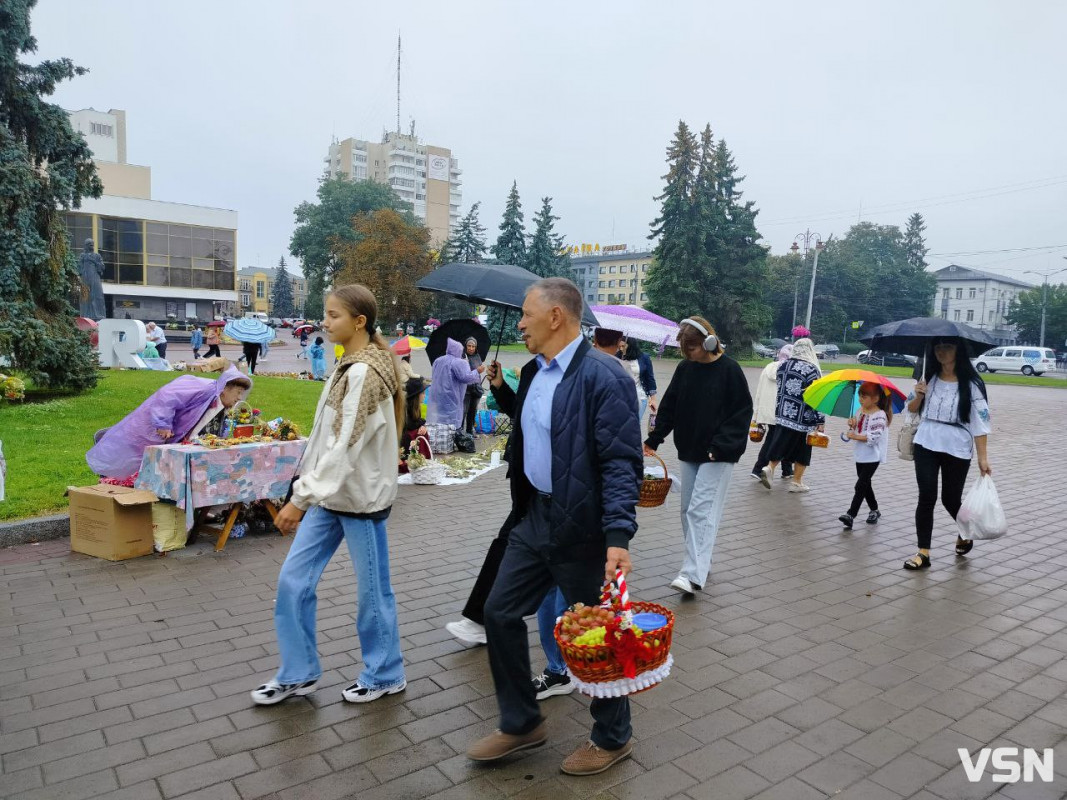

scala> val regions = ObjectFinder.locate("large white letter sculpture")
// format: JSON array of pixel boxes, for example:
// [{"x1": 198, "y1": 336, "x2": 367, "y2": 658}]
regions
[{"x1": 97, "y1": 319, "x2": 148, "y2": 368}]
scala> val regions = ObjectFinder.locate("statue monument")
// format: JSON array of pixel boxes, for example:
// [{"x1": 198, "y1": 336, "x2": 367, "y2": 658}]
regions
[{"x1": 77, "y1": 238, "x2": 106, "y2": 320}]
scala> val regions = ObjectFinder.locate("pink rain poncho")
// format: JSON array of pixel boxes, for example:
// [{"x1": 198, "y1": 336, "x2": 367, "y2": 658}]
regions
[
  {"x1": 87, "y1": 365, "x2": 251, "y2": 479},
  {"x1": 426, "y1": 338, "x2": 480, "y2": 428}
]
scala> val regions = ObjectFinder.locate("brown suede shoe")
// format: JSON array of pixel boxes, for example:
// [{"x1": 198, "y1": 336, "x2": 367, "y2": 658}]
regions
[
  {"x1": 560, "y1": 739, "x2": 633, "y2": 776},
  {"x1": 467, "y1": 720, "x2": 547, "y2": 762}
]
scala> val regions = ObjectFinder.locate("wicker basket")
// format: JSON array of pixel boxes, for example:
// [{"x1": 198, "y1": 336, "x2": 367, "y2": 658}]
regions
[
  {"x1": 806, "y1": 431, "x2": 829, "y2": 448},
  {"x1": 555, "y1": 598, "x2": 675, "y2": 697},
  {"x1": 410, "y1": 435, "x2": 447, "y2": 485},
  {"x1": 749, "y1": 422, "x2": 765, "y2": 442},
  {"x1": 638, "y1": 451, "x2": 672, "y2": 508}
]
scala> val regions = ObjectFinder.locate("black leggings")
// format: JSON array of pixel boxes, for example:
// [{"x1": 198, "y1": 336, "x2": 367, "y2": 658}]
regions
[
  {"x1": 848, "y1": 462, "x2": 880, "y2": 517},
  {"x1": 463, "y1": 392, "x2": 480, "y2": 434},
  {"x1": 204, "y1": 344, "x2": 221, "y2": 358},
  {"x1": 242, "y1": 343, "x2": 259, "y2": 374},
  {"x1": 914, "y1": 444, "x2": 971, "y2": 549}
]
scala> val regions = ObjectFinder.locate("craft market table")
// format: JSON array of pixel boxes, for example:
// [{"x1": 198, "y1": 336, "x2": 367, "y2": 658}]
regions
[{"x1": 135, "y1": 438, "x2": 306, "y2": 551}]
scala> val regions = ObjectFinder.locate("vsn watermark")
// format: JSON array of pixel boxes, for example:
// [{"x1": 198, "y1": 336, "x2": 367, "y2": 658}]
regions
[{"x1": 959, "y1": 747, "x2": 1054, "y2": 783}]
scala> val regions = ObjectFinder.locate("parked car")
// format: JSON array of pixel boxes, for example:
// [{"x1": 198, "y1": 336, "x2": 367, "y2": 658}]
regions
[
  {"x1": 857, "y1": 350, "x2": 918, "y2": 367},
  {"x1": 813, "y1": 344, "x2": 840, "y2": 361},
  {"x1": 973, "y1": 346, "x2": 1056, "y2": 376},
  {"x1": 752, "y1": 342, "x2": 776, "y2": 358}
]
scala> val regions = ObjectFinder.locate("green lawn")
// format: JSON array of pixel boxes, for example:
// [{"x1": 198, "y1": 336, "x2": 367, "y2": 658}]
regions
[
  {"x1": 0, "y1": 370, "x2": 323, "y2": 522},
  {"x1": 735, "y1": 360, "x2": 1067, "y2": 388}
]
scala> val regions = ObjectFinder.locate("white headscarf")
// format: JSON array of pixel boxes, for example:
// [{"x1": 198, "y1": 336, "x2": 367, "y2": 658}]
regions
[
  {"x1": 776, "y1": 344, "x2": 794, "y2": 362},
  {"x1": 790, "y1": 338, "x2": 820, "y2": 370}
]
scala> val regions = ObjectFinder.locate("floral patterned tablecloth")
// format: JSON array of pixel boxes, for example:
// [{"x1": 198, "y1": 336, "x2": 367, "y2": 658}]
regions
[{"x1": 136, "y1": 440, "x2": 306, "y2": 528}]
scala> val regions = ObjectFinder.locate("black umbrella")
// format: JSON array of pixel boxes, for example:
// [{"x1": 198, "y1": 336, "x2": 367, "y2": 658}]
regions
[
  {"x1": 416, "y1": 262, "x2": 600, "y2": 359},
  {"x1": 860, "y1": 317, "x2": 995, "y2": 357},
  {"x1": 426, "y1": 319, "x2": 490, "y2": 365}
]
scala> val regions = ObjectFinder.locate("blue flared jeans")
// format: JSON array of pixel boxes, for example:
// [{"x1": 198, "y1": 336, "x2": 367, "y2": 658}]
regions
[{"x1": 273, "y1": 506, "x2": 405, "y2": 689}]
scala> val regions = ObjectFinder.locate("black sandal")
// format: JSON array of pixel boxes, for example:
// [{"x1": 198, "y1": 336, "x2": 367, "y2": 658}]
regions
[
  {"x1": 955, "y1": 537, "x2": 973, "y2": 556},
  {"x1": 903, "y1": 553, "x2": 931, "y2": 570}
]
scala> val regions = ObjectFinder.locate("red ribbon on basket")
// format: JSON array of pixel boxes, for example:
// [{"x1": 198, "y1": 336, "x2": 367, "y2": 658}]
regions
[{"x1": 600, "y1": 570, "x2": 642, "y2": 678}]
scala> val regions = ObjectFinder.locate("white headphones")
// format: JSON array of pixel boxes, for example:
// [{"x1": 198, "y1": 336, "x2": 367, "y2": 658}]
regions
[{"x1": 680, "y1": 318, "x2": 719, "y2": 352}]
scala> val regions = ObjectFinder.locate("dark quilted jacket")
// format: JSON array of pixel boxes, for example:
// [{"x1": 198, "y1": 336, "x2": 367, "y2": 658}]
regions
[{"x1": 490, "y1": 338, "x2": 642, "y2": 562}]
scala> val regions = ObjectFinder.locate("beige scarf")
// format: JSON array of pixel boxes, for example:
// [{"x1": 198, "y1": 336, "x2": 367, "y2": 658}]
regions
[{"x1": 326, "y1": 344, "x2": 399, "y2": 446}]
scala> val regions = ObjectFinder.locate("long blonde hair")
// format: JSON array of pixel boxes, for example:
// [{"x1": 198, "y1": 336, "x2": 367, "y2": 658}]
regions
[{"x1": 329, "y1": 284, "x2": 405, "y2": 438}]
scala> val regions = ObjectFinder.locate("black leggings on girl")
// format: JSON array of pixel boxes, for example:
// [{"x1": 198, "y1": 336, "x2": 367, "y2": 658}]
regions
[
  {"x1": 847, "y1": 462, "x2": 880, "y2": 517},
  {"x1": 913, "y1": 444, "x2": 971, "y2": 549}
]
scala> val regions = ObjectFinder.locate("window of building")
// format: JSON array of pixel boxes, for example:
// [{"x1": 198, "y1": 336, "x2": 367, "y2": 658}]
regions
[
  {"x1": 598, "y1": 293, "x2": 605, "y2": 301},
  {"x1": 256, "y1": 281, "x2": 264, "y2": 299},
  {"x1": 608, "y1": 280, "x2": 615, "y2": 288},
  {"x1": 240, "y1": 293, "x2": 250, "y2": 307},
  {"x1": 953, "y1": 309, "x2": 960, "y2": 320},
  {"x1": 969, "y1": 288, "x2": 976, "y2": 299},
  {"x1": 145, "y1": 222, "x2": 235, "y2": 289},
  {"x1": 941, "y1": 311, "x2": 948, "y2": 319},
  {"x1": 641, "y1": 292, "x2": 648, "y2": 301},
  {"x1": 63, "y1": 213, "x2": 95, "y2": 258},
  {"x1": 90, "y1": 122, "x2": 113, "y2": 137},
  {"x1": 598, "y1": 280, "x2": 606, "y2": 288},
  {"x1": 943, "y1": 287, "x2": 950, "y2": 299},
  {"x1": 989, "y1": 310, "x2": 995, "y2": 321},
  {"x1": 955, "y1": 288, "x2": 963, "y2": 299},
  {"x1": 966, "y1": 309, "x2": 974, "y2": 321},
  {"x1": 98, "y1": 217, "x2": 144, "y2": 284},
  {"x1": 641, "y1": 264, "x2": 648, "y2": 272},
  {"x1": 609, "y1": 266, "x2": 616, "y2": 273}
]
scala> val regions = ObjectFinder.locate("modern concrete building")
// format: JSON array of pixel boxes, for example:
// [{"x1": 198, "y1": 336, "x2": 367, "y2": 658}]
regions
[
  {"x1": 932, "y1": 264, "x2": 1033, "y2": 345},
  {"x1": 237, "y1": 266, "x2": 308, "y2": 317},
  {"x1": 568, "y1": 245, "x2": 655, "y2": 307},
  {"x1": 324, "y1": 130, "x2": 461, "y2": 246},
  {"x1": 62, "y1": 108, "x2": 238, "y2": 321}
]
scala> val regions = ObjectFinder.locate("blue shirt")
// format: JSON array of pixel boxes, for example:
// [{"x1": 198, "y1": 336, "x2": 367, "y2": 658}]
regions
[{"x1": 521, "y1": 334, "x2": 584, "y2": 493}]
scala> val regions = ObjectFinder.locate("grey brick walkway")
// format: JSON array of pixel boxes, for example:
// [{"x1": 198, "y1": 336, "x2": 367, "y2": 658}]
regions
[{"x1": 2, "y1": 370, "x2": 1066, "y2": 799}]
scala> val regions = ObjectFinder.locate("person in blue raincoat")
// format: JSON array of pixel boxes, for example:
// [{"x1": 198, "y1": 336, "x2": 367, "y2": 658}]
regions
[
  {"x1": 308, "y1": 336, "x2": 327, "y2": 380},
  {"x1": 426, "y1": 338, "x2": 482, "y2": 427}
]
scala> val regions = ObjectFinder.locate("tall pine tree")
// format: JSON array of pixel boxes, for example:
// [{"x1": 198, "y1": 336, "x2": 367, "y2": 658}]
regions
[
  {"x1": 270, "y1": 256, "x2": 296, "y2": 318},
  {"x1": 526, "y1": 197, "x2": 572, "y2": 279},
  {"x1": 903, "y1": 212, "x2": 929, "y2": 270},
  {"x1": 440, "y1": 202, "x2": 487, "y2": 264},
  {"x1": 0, "y1": 0, "x2": 102, "y2": 389},
  {"x1": 486, "y1": 182, "x2": 527, "y2": 343}
]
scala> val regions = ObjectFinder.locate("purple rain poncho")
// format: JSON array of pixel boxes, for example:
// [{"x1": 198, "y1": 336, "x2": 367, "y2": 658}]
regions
[
  {"x1": 86, "y1": 366, "x2": 251, "y2": 479},
  {"x1": 426, "y1": 338, "x2": 480, "y2": 428}
]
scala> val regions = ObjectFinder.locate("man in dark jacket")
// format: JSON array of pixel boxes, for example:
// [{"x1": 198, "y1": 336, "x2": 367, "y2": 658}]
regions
[{"x1": 466, "y1": 278, "x2": 642, "y2": 776}]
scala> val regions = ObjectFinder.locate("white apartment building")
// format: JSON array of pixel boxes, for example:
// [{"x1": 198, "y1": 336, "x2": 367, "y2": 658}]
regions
[
  {"x1": 932, "y1": 264, "x2": 1033, "y2": 346},
  {"x1": 568, "y1": 245, "x2": 655, "y2": 307},
  {"x1": 324, "y1": 130, "x2": 461, "y2": 246}
]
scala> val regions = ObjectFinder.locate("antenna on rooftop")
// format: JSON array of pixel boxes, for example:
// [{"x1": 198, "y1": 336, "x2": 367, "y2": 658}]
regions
[{"x1": 396, "y1": 32, "x2": 402, "y2": 136}]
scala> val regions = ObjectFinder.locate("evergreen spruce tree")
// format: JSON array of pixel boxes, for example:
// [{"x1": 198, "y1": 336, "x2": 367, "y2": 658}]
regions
[
  {"x1": 526, "y1": 197, "x2": 572, "y2": 279},
  {"x1": 440, "y1": 202, "x2": 487, "y2": 264},
  {"x1": 486, "y1": 182, "x2": 528, "y2": 343},
  {"x1": 0, "y1": 0, "x2": 102, "y2": 389},
  {"x1": 269, "y1": 256, "x2": 296, "y2": 318},
  {"x1": 903, "y1": 212, "x2": 929, "y2": 270},
  {"x1": 643, "y1": 121, "x2": 701, "y2": 321}
]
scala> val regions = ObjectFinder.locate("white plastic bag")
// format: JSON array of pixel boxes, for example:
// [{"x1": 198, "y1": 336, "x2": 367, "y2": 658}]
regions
[{"x1": 956, "y1": 475, "x2": 1007, "y2": 540}]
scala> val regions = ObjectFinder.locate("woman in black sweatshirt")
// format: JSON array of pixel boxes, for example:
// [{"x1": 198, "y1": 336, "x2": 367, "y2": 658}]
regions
[{"x1": 643, "y1": 316, "x2": 753, "y2": 595}]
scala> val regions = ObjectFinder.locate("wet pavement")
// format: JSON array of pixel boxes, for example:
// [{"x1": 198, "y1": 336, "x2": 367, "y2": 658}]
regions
[{"x1": 1, "y1": 358, "x2": 1065, "y2": 800}]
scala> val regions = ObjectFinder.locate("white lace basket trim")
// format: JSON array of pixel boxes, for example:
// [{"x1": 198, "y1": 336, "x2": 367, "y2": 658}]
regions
[{"x1": 566, "y1": 654, "x2": 673, "y2": 698}]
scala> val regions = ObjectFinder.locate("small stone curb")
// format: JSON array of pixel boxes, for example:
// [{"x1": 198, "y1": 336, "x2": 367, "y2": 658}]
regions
[{"x1": 0, "y1": 514, "x2": 70, "y2": 548}]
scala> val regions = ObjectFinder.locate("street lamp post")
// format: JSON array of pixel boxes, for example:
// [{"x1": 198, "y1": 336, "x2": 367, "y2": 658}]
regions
[
  {"x1": 1024, "y1": 265, "x2": 1067, "y2": 348},
  {"x1": 790, "y1": 230, "x2": 829, "y2": 331}
]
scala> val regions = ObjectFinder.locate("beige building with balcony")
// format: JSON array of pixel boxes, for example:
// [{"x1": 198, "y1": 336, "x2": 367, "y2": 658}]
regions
[
  {"x1": 237, "y1": 267, "x2": 309, "y2": 317},
  {"x1": 324, "y1": 130, "x2": 461, "y2": 246}
]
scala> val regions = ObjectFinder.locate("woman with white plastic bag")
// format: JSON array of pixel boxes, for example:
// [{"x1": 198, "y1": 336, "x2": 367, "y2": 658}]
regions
[
  {"x1": 956, "y1": 475, "x2": 1007, "y2": 540},
  {"x1": 902, "y1": 337, "x2": 992, "y2": 570}
]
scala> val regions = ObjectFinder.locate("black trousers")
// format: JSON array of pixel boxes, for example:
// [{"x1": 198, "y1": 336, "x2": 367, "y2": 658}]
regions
[
  {"x1": 204, "y1": 344, "x2": 221, "y2": 358},
  {"x1": 484, "y1": 498, "x2": 631, "y2": 749},
  {"x1": 155, "y1": 342, "x2": 167, "y2": 359},
  {"x1": 242, "y1": 343, "x2": 259, "y2": 374},
  {"x1": 914, "y1": 444, "x2": 970, "y2": 549},
  {"x1": 847, "y1": 462, "x2": 880, "y2": 517},
  {"x1": 751, "y1": 425, "x2": 793, "y2": 477},
  {"x1": 463, "y1": 392, "x2": 480, "y2": 434}
]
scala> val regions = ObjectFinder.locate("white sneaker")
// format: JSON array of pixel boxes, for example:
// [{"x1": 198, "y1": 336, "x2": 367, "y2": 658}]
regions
[
  {"x1": 250, "y1": 679, "x2": 317, "y2": 706},
  {"x1": 445, "y1": 618, "x2": 487, "y2": 646},
  {"x1": 342, "y1": 679, "x2": 406, "y2": 704},
  {"x1": 758, "y1": 467, "x2": 773, "y2": 490},
  {"x1": 670, "y1": 576, "x2": 696, "y2": 595},
  {"x1": 788, "y1": 482, "x2": 810, "y2": 493}
]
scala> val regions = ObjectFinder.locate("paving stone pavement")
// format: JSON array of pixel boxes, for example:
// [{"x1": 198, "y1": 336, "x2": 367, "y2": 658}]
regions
[{"x1": 2, "y1": 367, "x2": 1066, "y2": 800}]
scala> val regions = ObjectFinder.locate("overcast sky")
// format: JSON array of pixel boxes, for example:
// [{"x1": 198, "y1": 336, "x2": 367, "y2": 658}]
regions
[{"x1": 35, "y1": 0, "x2": 1067, "y2": 285}]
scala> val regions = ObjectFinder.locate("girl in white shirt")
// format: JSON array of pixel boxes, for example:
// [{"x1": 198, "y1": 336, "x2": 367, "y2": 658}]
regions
[
  {"x1": 838, "y1": 381, "x2": 891, "y2": 530},
  {"x1": 903, "y1": 338, "x2": 992, "y2": 570}
]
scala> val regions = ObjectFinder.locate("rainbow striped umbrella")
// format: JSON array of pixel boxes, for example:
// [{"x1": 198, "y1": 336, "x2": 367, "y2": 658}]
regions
[{"x1": 802, "y1": 369, "x2": 906, "y2": 418}]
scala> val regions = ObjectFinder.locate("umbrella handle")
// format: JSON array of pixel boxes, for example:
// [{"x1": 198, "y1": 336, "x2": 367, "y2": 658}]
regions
[{"x1": 492, "y1": 308, "x2": 509, "y2": 364}]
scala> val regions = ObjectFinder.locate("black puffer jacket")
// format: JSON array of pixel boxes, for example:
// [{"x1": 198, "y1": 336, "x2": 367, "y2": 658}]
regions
[{"x1": 491, "y1": 338, "x2": 642, "y2": 563}]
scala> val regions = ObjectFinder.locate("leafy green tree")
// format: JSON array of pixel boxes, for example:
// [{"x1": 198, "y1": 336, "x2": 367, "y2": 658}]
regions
[
  {"x1": 269, "y1": 256, "x2": 295, "y2": 318},
  {"x1": 0, "y1": 0, "x2": 101, "y2": 389},
  {"x1": 486, "y1": 182, "x2": 528, "y2": 343},
  {"x1": 1007, "y1": 283, "x2": 1067, "y2": 348},
  {"x1": 904, "y1": 212, "x2": 929, "y2": 270},
  {"x1": 526, "y1": 197, "x2": 572, "y2": 280},
  {"x1": 303, "y1": 274, "x2": 324, "y2": 321},
  {"x1": 440, "y1": 202, "x2": 487, "y2": 264},
  {"x1": 644, "y1": 122, "x2": 769, "y2": 348},
  {"x1": 289, "y1": 176, "x2": 409, "y2": 291}
]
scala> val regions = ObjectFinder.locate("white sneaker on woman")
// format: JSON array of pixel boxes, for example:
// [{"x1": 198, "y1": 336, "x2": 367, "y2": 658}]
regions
[
  {"x1": 788, "y1": 482, "x2": 810, "y2": 493},
  {"x1": 249, "y1": 679, "x2": 317, "y2": 706},
  {"x1": 445, "y1": 618, "x2": 487, "y2": 646}
]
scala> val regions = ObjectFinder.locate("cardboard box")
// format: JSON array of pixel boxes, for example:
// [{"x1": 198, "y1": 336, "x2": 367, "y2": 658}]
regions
[{"x1": 69, "y1": 485, "x2": 158, "y2": 561}]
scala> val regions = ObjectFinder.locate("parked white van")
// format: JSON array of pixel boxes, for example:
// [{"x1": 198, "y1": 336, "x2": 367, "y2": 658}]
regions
[
  {"x1": 243, "y1": 312, "x2": 269, "y2": 324},
  {"x1": 973, "y1": 346, "x2": 1057, "y2": 376}
]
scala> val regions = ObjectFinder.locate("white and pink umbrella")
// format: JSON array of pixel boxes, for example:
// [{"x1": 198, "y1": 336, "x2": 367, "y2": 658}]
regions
[{"x1": 590, "y1": 305, "x2": 680, "y2": 347}]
